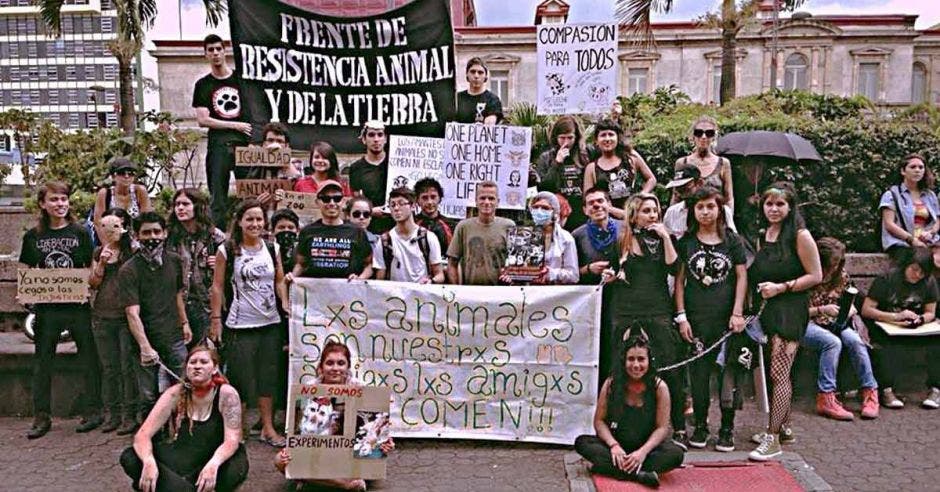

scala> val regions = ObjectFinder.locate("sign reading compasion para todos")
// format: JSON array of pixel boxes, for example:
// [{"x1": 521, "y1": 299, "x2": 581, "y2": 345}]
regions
[{"x1": 229, "y1": 0, "x2": 456, "y2": 152}]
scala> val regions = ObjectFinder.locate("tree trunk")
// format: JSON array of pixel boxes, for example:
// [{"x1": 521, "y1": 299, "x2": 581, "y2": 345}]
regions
[
  {"x1": 118, "y1": 56, "x2": 136, "y2": 136},
  {"x1": 719, "y1": 0, "x2": 736, "y2": 105}
]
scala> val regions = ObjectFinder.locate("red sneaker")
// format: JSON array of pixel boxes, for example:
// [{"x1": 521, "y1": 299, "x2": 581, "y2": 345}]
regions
[
  {"x1": 816, "y1": 392, "x2": 854, "y2": 421},
  {"x1": 860, "y1": 388, "x2": 879, "y2": 419}
]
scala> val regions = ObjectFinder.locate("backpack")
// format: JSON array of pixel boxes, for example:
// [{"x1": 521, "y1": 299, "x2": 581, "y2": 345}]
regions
[
  {"x1": 223, "y1": 241, "x2": 277, "y2": 313},
  {"x1": 381, "y1": 227, "x2": 432, "y2": 278},
  {"x1": 85, "y1": 187, "x2": 112, "y2": 248}
]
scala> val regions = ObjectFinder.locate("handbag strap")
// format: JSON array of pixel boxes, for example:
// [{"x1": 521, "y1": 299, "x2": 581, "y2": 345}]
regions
[{"x1": 891, "y1": 185, "x2": 909, "y2": 232}]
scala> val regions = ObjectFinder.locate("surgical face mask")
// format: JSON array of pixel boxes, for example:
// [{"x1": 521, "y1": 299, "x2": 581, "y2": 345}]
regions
[
  {"x1": 530, "y1": 208, "x2": 553, "y2": 226},
  {"x1": 275, "y1": 230, "x2": 297, "y2": 250},
  {"x1": 141, "y1": 238, "x2": 164, "y2": 251}
]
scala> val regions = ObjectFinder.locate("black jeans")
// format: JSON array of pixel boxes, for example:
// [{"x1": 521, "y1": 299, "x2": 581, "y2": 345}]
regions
[
  {"x1": 120, "y1": 445, "x2": 248, "y2": 492},
  {"x1": 870, "y1": 324, "x2": 940, "y2": 390},
  {"x1": 92, "y1": 317, "x2": 138, "y2": 420},
  {"x1": 185, "y1": 302, "x2": 210, "y2": 351},
  {"x1": 133, "y1": 333, "x2": 187, "y2": 415},
  {"x1": 574, "y1": 435, "x2": 684, "y2": 475},
  {"x1": 688, "y1": 317, "x2": 730, "y2": 427},
  {"x1": 33, "y1": 306, "x2": 100, "y2": 417},
  {"x1": 206, "y1": 144, "x2": 251, "y2": 230}
]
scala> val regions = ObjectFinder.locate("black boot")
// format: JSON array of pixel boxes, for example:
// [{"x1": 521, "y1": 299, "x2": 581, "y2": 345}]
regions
[
  {"x1": 100, "y1": 413, "x2": 121, "y2": 433},
  {"x1": 27, "y1": 414, "x2": 51, "y2": 439},
  {"x1": 634, "y1": 471, "x2": 660, "y2": 488},
  {"x1": 76, "y1": 414, "x2": 103, "y2": 433}
]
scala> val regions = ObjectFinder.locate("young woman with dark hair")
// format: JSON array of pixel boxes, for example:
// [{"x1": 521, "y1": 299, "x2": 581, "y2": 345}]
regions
[
  {"x1": 748, "y1": 182, "x2": 823, "y2": 461},
  {"x1": 880, "y1": 153, "x2": 940, "y2": 263},
  {"x1": 166, "y1": 188, "x2": 226, "y2": 348},
  {"x1": 582, "y1": 119, "x2": 656, "y2": 211},
  {"x1": 210, "y1": 199, "x2": 289, "y2": 448},
  {"x1": 574, "y1": 331, "x2": 684, "y2": 487},
  {"x1": 18, "y1": 181, "x2": 102, "y2": 439},
  {"x1": 89, "y1": 208, "x2": 140, "y2": 434},
  {"x1": 535, "y1": 115, "x2": 591, "y2": 230},
  {"x1": 674, "y1": 187, "x2": 748, "y2": 452},
  {"x1": 294, "y1": 141, "x2": 353, "y2": 196}
]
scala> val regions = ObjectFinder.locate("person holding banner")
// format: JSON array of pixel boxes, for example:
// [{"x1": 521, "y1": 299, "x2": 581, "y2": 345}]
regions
[
  {"x1": 166, "y1": 188, "x2": 226, "y2": 350},
  {"x1": 292, "y1": 183, "x2": 373, "y2": 280},
  {"x1": 18, "y1": 181, "x2": 102, "y2": 438},
  {"x1": 583, "y1": 119, "x2": 656, "y2": 211},
  {"x1": 748, "y1": 183, "x2": 822, "y2": 462},
  {"x1": 349, "y1": 121, "x2": 393, "y2": 234},
  {"x1": 89, "y1": 208, "x2": 140, "y2": 434},
  {"x1": 374, "y1": 187, "x2": 445, "y2": 284},
  {"x1": 210, "y1": 199, "x2": 289, "y2": 448},
  {"x1": 447, "y1": 181, "x2": 516, "y2": 285},
  {"x1": 294, "y1": 141, "x2": 352, "y2": 197},
  {"x1": 455, "y1": 57, "x2": 503, "y2": 125},
  {"x1": 535, "y1": 116, "x2": 590, "y2": 231},
  {"x1": 120, "y1": 345, "x2": 248, "y2": 492},
  {"x1": 602, "y1": 193, "x2": 686, "y2": 448},
  {"x1": 500, "y1": 192, "x2": 578, "y2": 285},
  {"x1": 193, "y1": 34, "x2": 253, "y2": 229},
  {"x1": 574, "y1": 331, "x2": 684, "y2": 487},
  {"x1": 251, "y1": 122, "x2": 302, "y2": 210},
  {"x1": 674, "y1": 187, "x2": 748, "y2": 452},
  {"x1": 861, "y1": 247, "x2": 940, "y2": 410}
]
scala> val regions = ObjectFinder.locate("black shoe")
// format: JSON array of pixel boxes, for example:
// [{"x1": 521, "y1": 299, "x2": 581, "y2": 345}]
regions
[
  {"x1": 716, "y1": 428, "x2": 735, "y2": 452},
  {"x1": 27, "y1": 416, "x2": 51, "y2": 439},
  {"x1": 116, "y1": 420, "x2": 140, "y2": 436},
  {"x1": 76, "y1": 415, "x2": 103, "y2": 433},
  {"x1": 689, "y1": 425, "x2": 709, "y2": 449},
  {"x1": 672, "y1": 430, "x2": 689, "y2": 451},
  {"x1": 100, "y1": 417, "x2": 121, "y2": 433},
  {"x1": 634, "y1": 471, "x2": 660, "y2": 488}
]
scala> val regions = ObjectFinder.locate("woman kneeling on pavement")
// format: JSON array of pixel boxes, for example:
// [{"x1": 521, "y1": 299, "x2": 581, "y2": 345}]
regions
[
  {"x1": 120, "y1": 345, "x2": 248, "y2": 492},
  {"x1": 803, "y1": 237, "x2": 879, "y2": 421},
  {"x1": 275, "y1": 341, "x2": 395, "y2": 491},
  {"x1": 861, "y1": 247, "x2": 940, "y2": 410},
  {"x1": 575, "y1": 330, "x2": 684, "y2": 487}
]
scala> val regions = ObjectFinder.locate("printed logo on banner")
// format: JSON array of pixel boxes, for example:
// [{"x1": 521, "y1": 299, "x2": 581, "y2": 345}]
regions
[{"x1": 536, "y1": 23, "x2": 618, "y2": 115}]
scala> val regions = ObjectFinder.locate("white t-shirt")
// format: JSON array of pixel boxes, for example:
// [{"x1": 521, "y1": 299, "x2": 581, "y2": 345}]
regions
[
  {"x1": 219, "y1": 242, "x2": 281, "y2": 329},
  {"x1": 373, "y1": 227, "x2": 443, "y2": 283}
]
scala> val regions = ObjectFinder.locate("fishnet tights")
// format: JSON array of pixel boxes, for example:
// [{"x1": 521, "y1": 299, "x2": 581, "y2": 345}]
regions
[{"x1": 768, "y1": 336, "x2": 800, "y2": 433}]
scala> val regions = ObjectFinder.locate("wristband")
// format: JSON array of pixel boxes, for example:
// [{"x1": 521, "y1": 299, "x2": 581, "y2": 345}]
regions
[
  {"x1": 211, "y1": 315, "x2": 222, "y2": 320},
  {"x1": 674, "y1": 313, "x2": 688, "y2": 324}
]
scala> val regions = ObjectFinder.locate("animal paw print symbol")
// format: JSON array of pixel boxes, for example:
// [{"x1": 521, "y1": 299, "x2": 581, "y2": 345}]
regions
[{"x1": 212, "y1": 86, "x2": 242, "y2": 119}]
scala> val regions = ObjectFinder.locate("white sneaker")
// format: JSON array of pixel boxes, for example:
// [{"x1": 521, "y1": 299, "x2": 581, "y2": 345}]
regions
[
  {"x1": 922, "y1": 387, "x2": 940, "y2": 409},
  {"x1": 748, "y1": 433, "x2": 782, "y2": 461},
  {"x1": 882, "y1": 388, "x2": 904, "y2": 409}
]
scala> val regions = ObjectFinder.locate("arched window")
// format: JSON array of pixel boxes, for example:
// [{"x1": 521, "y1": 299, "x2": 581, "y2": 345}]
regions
[
  {"x1": 783, "y1": 53, "x2": 809, "y2": 91},
  {"x1": 912, "y1": 62, "x2": 928, "y2": 104}
]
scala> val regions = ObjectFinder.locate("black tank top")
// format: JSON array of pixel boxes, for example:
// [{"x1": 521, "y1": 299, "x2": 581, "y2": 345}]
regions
[
  {"x1": 160, "y1": 386, "x2": 226, "y2": 475},
  {"x1": 608, "y1": 380, "x2": 658, "y2": 451},
  {"x1": 595, "y1": 158, "x2": 635, "y2": 207}
]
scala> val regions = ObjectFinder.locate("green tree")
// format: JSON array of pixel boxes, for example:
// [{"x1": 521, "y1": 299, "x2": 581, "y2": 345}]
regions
[
  {"x1": 37, "y1": 0, "x2": 226, "y2": 135},
  {"x1": 0, "y1": 109, "x2": 38, "y2": 184}
]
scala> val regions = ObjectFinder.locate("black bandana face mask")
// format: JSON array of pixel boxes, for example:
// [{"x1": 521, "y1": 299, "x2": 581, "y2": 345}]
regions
[
  {"x1": 275, "y1": 231, "x2": 297, "y2": 250},
  {"x1": 140, "y1": 238, "x2": 165, "y2": 269}
]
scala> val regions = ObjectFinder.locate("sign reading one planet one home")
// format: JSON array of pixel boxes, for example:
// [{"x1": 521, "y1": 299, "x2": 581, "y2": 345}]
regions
[
  {"x1": 441, "y1": 123, "x2": 532, "y2": 210},
  {"x1": 536, "y1": 23, "x2": 618, "y2": 115}
]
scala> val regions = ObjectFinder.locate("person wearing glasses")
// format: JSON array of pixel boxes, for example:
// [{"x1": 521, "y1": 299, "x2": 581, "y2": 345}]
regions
[
  {"x1": 672, "y1": 116, "x2": 734, "y2": 213},
  {"x1": 374, "y1": 187, "x2": 446, "y2": 284},
  {"x1": 291, "y1": 182, "x2": 373, "y2": 281},
  {"x1": 94, "y1": 157, "x2": 152, "y2": 230}
]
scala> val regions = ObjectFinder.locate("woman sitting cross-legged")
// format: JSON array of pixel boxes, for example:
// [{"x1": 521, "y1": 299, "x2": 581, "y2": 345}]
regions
[
  {"x1": 120, "y1": 345, "x2": 248, "y2": 492},
  {"x1": 574, "y1": 329, "x2": 685, "y2": 488}
]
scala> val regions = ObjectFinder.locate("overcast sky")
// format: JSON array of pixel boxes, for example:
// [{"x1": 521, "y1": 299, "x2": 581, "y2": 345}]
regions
[{"x1": 140, "y1": 0, "x2": 940, "y2": 111}]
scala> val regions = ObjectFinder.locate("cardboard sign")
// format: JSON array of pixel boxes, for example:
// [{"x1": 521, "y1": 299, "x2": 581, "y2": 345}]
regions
[
  {"x1": 537, "y1": 23, "x2": 618, "y2": 115},
  {"x1": 504, "y1": 226, "x2": 546, "y2": 282},
  {"x1": 386, "y1": 135, "x2": 465, "y2": 219},
  {"x1": 289, "y1": 279, "x2": 601, "y2": 444},
  {"x1": 286, "y1": 384, "x2": 391, "y2": 480},
  {"x1": 277, "y1": 190, "x2": 322, "y2": 222},
  {"x1": 876, "y1": 320, "x2": 940, "y2": 336},
  {"x1": 442, "y1": 123, "x2": 532, "y2": 210},
  {"x1": 235, "y1": 179, "x2": 293, "y2": 198},
  {"x1": 234, "y1": 146, "x2": 292, "y2": 167},
  {"x1": 17, "y1": 268, "x2": 90, "y2": 303}
]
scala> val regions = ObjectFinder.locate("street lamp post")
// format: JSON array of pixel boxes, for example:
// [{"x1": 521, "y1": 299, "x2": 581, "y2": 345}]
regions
[{"x1": 88, "y1": 85, "x2": 106, "y2": 128}]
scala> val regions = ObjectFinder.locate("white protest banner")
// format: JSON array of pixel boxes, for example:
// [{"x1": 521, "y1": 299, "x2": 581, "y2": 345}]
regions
[
  {"x1": 442, "y1": 123, "x2": 532, "y2": 210},
  {"x1": 386, "y1": 135, "x2": 465, "y2": 219},
  {"x1": 537, "y1": 23, "x2": 618, "y2": 115},
  {"x1": 285, "y1": 384, "x2": 391, "y2": 480},
  {"x1": 17, "y1": 268, "x2": 90, "y2": 303},
  {"x1": 289, "y1": 279, "x2": 600, "y2": 444}
]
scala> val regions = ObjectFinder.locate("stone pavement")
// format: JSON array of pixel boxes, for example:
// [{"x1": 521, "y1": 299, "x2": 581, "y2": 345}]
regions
[{"x1": 1, "y1": 394, "x2": 938, "y2": 492}]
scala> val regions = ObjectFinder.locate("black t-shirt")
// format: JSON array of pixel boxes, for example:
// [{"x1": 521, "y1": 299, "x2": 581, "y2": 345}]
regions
[
  {"x1": 19, "y1": 222, "x2": 93, "y2": 269},
  {"x1": 348, "y1": 156, "x2": 393, "y2": 233},
  {"x1": 867, "y1": 269, "x2": 940, "y2": 314},
  {"x1": 296, "y1": 221, "x2": 372, "y2": 278},
  {"x1": 608, "y1": 235, "x2": 674, "y2": 318},
  {"x1": 677, "y1": 232, "x2": 747, "y2": 320},
  {"x1": 191, "y1": 72, "x2": 250, "y2": 148},
  {"x1": 117, "y1": 251, "x2": 184, "y2": 340},
  {"x1": 456, "y1": 90, "x2": 503, "y2": 124}
]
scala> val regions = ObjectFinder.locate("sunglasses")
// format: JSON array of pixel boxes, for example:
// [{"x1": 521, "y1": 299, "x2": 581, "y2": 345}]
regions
[
  {"x1": 318, "y1": 195, "x2": 343, "y2": 204},
  {"x1": 114, "y1": 169, "x2": 135, "y2": 177},
  {"x1": 693, "y1": 129, "x2": 716, "y2": 138},
  {"x1": 350, "y1": 210, "x2": 371, "y2": 219}
]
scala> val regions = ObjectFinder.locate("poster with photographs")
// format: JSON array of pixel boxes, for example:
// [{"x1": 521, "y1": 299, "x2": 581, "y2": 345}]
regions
[
  {"x1": 285, "y1": 384, "x2": 391, "y2": 480},
  {"x1": 504, "y1": 226, "x2": 546, "y2": 282}
]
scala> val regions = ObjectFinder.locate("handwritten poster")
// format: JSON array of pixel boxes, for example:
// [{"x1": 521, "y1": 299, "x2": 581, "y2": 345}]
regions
[
  {"x1": 17, "y1": 268, "x2": 90, "y2": 303},
  {"x1": 442, "y1": 123, "x2": 532, "y2": 210},
  {"x1": 234, "y1": 146, "x2": 292, "y2": 167},
  {"x1": 386, "y1": 135, "x2": 465, "y2": 219},
  {"x1": 536, "y1": 23, "x2": 618, "y2": 115},
  {"x1": 285, "y1": 384, "x2": 391, "y2": 480},
  {"x1": 235, "y1": 179, "x2": 293, "y2": 198},
  {"x1": 288, "y1": 279, "x2": 600, "y2": 444},
  {"x1": 277, "y1": 190, "x2": 322, "y2": 222}
]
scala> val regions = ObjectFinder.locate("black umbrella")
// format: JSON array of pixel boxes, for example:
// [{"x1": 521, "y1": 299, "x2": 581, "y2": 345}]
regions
[{"x1": 716, "y1": 131, "x2": 822, "y2": 163}]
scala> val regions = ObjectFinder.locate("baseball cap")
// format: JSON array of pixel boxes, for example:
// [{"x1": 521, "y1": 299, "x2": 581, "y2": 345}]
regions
[
  {"x1": 665, "y1": 166, "x2": 701, "y2": 189},
  {"x1": 109, "y1": 157, "x2": 137, "y2": 174},
  {"x1": 316, "y1": 180, "x2": 344, "y2": 196}
]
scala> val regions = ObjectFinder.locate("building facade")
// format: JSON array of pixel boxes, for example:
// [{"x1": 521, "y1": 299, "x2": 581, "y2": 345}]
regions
[{"x1": 0, "y1": 0, "x2": 132, "y2": 146}]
